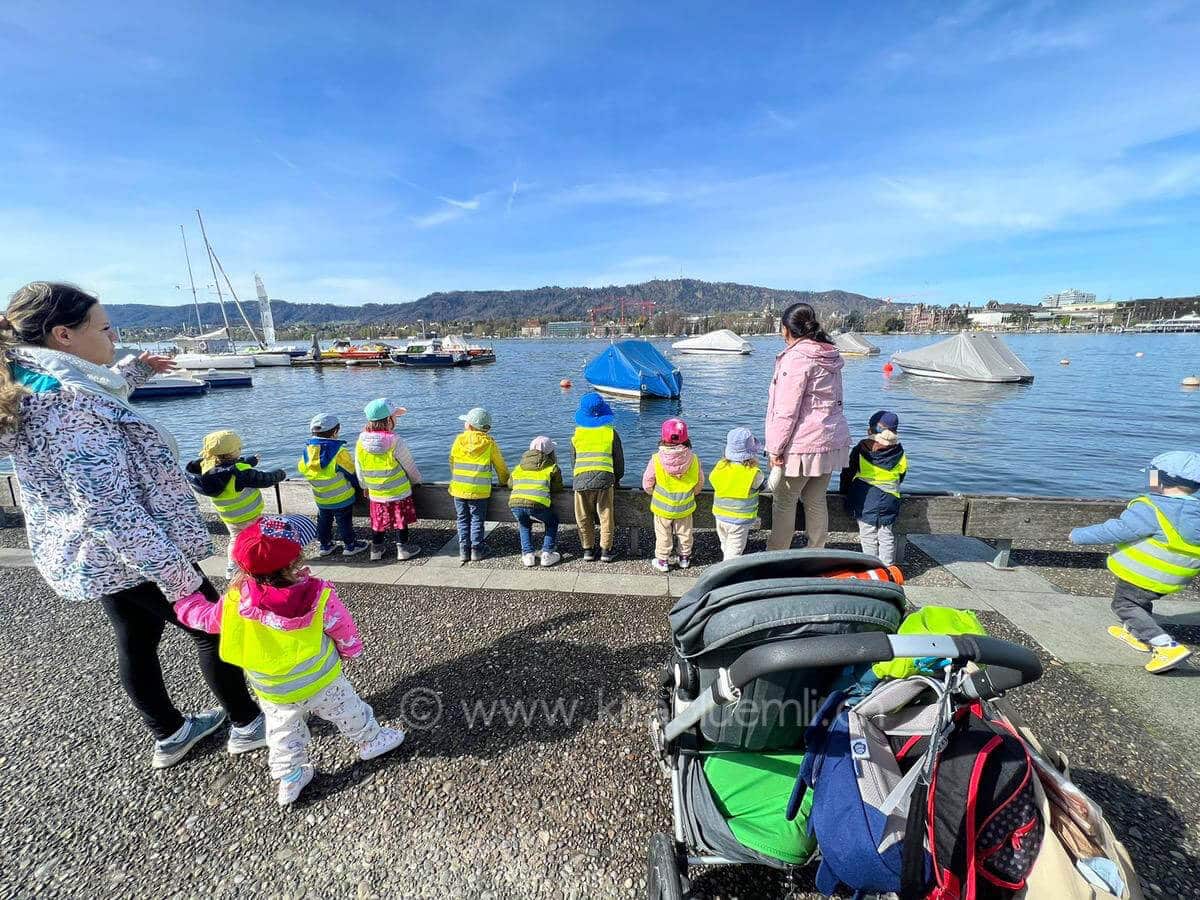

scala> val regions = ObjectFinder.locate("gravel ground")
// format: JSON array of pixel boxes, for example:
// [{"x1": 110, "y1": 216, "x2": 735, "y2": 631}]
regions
[
  {"x1": 2, "y1": 566, "x2": 1196, "y2": 898},
  {"x1": 1001, "y1": 538, "x2": 1200, "y2": 602},
  {"x1": 201, "y1": 517, "x2": 458, "y2": 568}
]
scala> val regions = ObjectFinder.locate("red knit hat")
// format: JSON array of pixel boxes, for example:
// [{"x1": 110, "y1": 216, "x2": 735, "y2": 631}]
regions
[
  {"x1": 231, "y1": 515, "x2": 318, "y2": 576},
  {"x1": 661, "y1": 418, "x2": 689, "y2": 445}
]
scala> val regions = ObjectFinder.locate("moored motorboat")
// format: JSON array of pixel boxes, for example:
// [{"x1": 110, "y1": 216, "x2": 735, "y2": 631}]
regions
[
  {"x1": 671, "y1": 329, "x2": 751, "y2": 355},
  {"x1": 130, "y1": 374, "x2": 209, "y2": 400},
  {"x1": 585, "y1": 340, "x2": 682, "y2": 398},
  {"x1": 442, "y1": 335, "x2": 497, "y2": 364},
  {"x1": 174, "y1": 352, "x2": 256, "y2": 370},
  {"x1": 890, "y1": 332, "x2": 1034, "y2": 383},
  {"x1": 391, "y1": 338, "x2": 469, "y2": 367},
  {"x1": 195, "y1": 369, "x2": 253, "y2": 388},
  {"x1": 834, "y1": 331, "x2": 881, "y2": 357}
]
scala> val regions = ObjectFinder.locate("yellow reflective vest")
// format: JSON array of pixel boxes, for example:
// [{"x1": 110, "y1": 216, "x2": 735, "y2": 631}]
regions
[
  {"x1": 1108, "y1": 497, "x2": 1200, "y2": 595},
  {"x1": 709, "y1": 459, "x2": 760, "y2": 524},
  {"x1": 354, "y1": 442, "x2": 412, "y2": 502},
  {"x1": 854, "y1": 452, "x2": 908, "y2": 498},
  {"x1": 298, "y1": 446, "x2": 356, "y2": 508},
  {"x1": 218, "y1": 584, "x2": 342, "y2": 704},
  {"x1": 450, "y1": 440, "x2": 496, "y2": 499},
  {"x1": 212, "y1": 463, "x2": 265, "y2": 525},
  {"x1": 651, "y1": 454, "x2": 699, "y2": 520},
  {"x1": 510, "y1": 463, "x2": 555, "y2": 508},
  {"x1": 572, "y1": 425, "x2": 615, "y2": 477}
]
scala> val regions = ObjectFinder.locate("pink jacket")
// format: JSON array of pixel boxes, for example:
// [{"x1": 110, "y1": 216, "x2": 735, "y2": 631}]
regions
[
  {"x1": 176, "y1": 576, "x2": 364, "y2": 659},
  {"x1": 642, "y1": 446, "x2": 704, "y2": 495},
  {"x1": 764, "y1": 339, "x2": 852, "y2": 459}
]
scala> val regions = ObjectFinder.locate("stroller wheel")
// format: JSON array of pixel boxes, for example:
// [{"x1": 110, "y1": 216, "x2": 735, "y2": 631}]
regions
[{"x1": 646, "y1": 832, "x2": 687, "y2": 899}]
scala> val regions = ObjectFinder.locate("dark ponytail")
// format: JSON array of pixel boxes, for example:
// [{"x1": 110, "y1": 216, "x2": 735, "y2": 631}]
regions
[{"x1": 780, "y1": 302, "x2": 832, "y2": 344}]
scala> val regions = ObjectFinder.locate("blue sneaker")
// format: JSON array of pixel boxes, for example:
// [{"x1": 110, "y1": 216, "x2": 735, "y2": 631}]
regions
[
  {"x1": 226, "y1": 713, "x2": 267, "y2": 755},
  {"x1": 151, "y1": 709, "x2": 227, "y2": 769}
]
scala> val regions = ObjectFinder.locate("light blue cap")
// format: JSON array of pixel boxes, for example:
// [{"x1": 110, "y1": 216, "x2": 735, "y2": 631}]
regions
[
  {"x1": 459, "y1": 407, "x2": 492, "y2": 430},
  {"x1": 1151, "y1": 451, "x2": 1200, "y2": 484},
  {"x1": 364, "y1": 398, "x2": 403, "y2": 421}
]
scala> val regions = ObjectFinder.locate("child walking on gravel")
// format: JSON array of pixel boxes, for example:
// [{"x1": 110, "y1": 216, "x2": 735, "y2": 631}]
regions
[
  {"x1": 177, "y1": 514, "x2": 406, "y2": 805},
  {"x1": 355, "y1": 399, "x2": 423, "y2": 562},
  {"x1": 1071, "y1": 451, "x2": 1200, "y2": 674}
]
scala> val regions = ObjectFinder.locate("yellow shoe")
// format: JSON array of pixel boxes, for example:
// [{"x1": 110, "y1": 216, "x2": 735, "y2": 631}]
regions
[
  {"x1": 1145, "y1": 644, "x2": 1192, "y2": 674},
  {"x1": 1107, "y1": 625, "x2": 1150, "y2": 653}
]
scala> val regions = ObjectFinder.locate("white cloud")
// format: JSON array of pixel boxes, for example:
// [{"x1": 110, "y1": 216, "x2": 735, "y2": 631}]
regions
[{"x1": 437, "y1": 195, "x2": 481, "y2": 211}]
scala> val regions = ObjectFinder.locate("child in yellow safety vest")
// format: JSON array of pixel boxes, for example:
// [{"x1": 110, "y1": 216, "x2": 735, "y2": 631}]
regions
[
  {"x1": 177, "y1": 514, "x2": 406, "y2": 805},
  {"x1": 571, "y1": 391, "x2": 626, "y2": 563},
  {"x1": 1071, "y1": 451, "x2": 1200, "y2": 674},
  {"x1": 642, "y1": 418, "x2": 703, "y2": 573},
  {"x1": 355, "y1": 398, "x2": 423, "y2": 563},
  {"x1": 448, "y1": 406, "x2": 509, "y2": 563},
  {"x1": 185, "y1": 429, "x2": 286, "y2": 577},
  {"x1": 508, "y1": 435, "x2": 565, "y2": 568},
  {"x1": 840, "y1": 411, "x2": 907, "y2": 566},
  {"x1": 708, "y1": 427, "x2": 765, "y2": 561},
  {"x1": 299, "y1": 412, "x2": 369, "y2": 559}
]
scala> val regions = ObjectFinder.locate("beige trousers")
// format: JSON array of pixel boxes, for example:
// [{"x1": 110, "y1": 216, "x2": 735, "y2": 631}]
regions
[
  {"x1": 574, "y1": 488, "x2": 615, "y2": 551},
  {"x1": 653, "y1": 514, "x2": 694, "y2": 560},
  {"x1": 767, "y1": 473, "x2": 832, "y2": 551},
  {"x1": 716, "y1": 520, "x2": 755, "y2": 560}
]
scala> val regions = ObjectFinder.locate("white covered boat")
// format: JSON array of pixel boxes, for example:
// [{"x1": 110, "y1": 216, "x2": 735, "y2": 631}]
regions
[
  {"x1": 891, "y1": 332, "x2": 1034, "y2": 383},
  {"x1": 671, "y1": 329, "x2": 751, "y2": 355},
  {"x1": 834, "y1": 332, "x2": 881, "y2": 356},
  {"x1": 174, "y1": 352, "x2": 256, "y2": 370},
  {"x1": 130, "y1": 374, "x2": 209, "y2": 400},
  {"x1": 247, "y1": 349, "x2": 293, "y2": 366}
]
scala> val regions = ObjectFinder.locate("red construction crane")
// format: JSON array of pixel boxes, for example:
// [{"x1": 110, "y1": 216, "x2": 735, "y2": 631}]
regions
[{"x1": 590, "y1": 298, "x2": 658, "y2": 328}]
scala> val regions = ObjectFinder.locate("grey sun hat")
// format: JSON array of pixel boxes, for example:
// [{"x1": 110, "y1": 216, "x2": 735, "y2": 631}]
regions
[
  {"x1": 459, "y1": 407, "x2": 492, "y2": 430},
  {"x1": 724, "y1": 427, "x2": 761, "y2": 462},
  {"x1": 309, "y1": 413, "x2": 340, "y2": 433}
]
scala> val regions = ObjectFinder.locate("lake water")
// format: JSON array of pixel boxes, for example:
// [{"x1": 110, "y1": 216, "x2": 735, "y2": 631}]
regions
[{"x1": 67, "y1": 334, "x2": 1200, "y2": 498}]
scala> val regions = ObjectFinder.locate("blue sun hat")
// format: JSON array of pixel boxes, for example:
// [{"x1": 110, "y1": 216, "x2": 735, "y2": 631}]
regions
[
  {"x1": 1151, "y1": 451, "x2": 1200, "y2": 490},
  {"x1": 575, "y1": 391, "x2": 614, "y2": 427},
  {"x1": 724, "y1": 427, "x2": 761, "y2": 462}
]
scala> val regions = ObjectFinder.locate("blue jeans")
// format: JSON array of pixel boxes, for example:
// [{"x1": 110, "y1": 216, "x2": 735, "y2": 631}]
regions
[
  {"x1": 316, "y1": 506, "x2": 357, "y2": 550},
  {"x1": 513, "y1": 506, "x2": 559, "y2": 554},
  {"x1": 454, "y1": 498, "x2": 488, "y2": 552}
]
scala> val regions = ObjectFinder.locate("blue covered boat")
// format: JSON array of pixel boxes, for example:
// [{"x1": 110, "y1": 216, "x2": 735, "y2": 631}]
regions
[{"x1": 584, "y1": 340, "x2": 683, "y2": 399}]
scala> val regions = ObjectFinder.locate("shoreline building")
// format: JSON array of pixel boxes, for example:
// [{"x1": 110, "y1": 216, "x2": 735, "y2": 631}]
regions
[
  {"x1": 1042, "y1": 288, "x2": 1096, "y2": 309},
  {"x1": 545, "y1": 320, "x2": 588, "y2": 338}
]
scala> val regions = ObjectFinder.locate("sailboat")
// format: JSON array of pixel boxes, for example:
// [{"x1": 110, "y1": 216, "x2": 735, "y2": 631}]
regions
[
  {"x1": 172, "y1": 221, "x2": 255, "y2": 370},
  {"x1": 246, "y1": 275, "x2": 296, "y2": 366}
]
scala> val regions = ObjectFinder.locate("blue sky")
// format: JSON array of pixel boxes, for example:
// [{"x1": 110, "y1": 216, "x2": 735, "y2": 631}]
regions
[{"x1": 2, "y1": 1, "x2": 1198, "y2": 306}]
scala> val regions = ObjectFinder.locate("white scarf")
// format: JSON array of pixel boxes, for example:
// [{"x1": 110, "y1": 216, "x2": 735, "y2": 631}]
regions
[{"x1": 11, "y1": 346, "x2": 180, "y2": 458}]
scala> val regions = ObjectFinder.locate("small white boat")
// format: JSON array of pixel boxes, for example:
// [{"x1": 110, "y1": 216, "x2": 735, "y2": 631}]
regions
[
  {"x1": 130, "y1": 374, "x2": 209, "y2": 400},
  {"x1": 247, "y1": 349, "x2": 293, "y2": 366},
  {"x1": 196, "y1": 369, "x2": 253, "y2": 388},
  {"x1": 834, "y1": 332, "x2": 881, "y2": 357},
  {"x1": 891, "y1": 332, "x2": 1034, "y2": 383},
  {"x1": 175, "y1": 353, "x2": 256, "y2": 370},
  {"x1": 671, "y1": 329, "x2": 751, "y2": 355}
]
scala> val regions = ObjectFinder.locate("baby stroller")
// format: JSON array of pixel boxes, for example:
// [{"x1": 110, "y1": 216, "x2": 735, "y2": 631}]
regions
[{"x1": 647, "y1": 549, "x2": 1048, "y2": 899}]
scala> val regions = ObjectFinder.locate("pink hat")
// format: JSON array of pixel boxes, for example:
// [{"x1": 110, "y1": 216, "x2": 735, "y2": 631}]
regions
[{"x1": 661, "y1": 418, "x2": 689, "y2": 445}]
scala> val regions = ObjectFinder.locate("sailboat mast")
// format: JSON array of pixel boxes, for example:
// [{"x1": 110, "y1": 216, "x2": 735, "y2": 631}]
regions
[
  {"x1": 210, "y1": 247, "x2": 265, "y2": 349},
  {"x1": 179, "y1": 225, "x2": 204, "y2": 334},
  {"x1": 196, "y1": 209, "x2": 235, "y2": 344}
]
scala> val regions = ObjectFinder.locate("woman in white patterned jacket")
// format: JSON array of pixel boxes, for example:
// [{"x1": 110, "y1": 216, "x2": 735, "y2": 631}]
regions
[{"x1": 0, "y1": 282, "x2": 265, "y2": 769}]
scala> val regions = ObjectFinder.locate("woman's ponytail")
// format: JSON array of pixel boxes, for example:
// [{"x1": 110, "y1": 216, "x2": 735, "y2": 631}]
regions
[{"x1": 780, "y1": 302, "x2": 833, "y2": 345}]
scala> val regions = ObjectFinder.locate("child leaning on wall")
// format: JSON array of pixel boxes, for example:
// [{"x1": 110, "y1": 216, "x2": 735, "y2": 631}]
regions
[
  {"x1": 185, "y1": 429, "x2": 286, "y2": 577},
  {"x1": 643, "y1": 418, "x2": 703, "y2": 573},
  {"x1": 447, "y1": 406, "x2": 508, "y2": 563},
  {"x1": 355, "y1": 398, "x2": 423, "y2": 562},
  {"x1": 1071, "y1": 450, "x2": 1200, "y2": 674},
  {"x1": 708, "y1": 427, "x2": 765, "y2": 561}
]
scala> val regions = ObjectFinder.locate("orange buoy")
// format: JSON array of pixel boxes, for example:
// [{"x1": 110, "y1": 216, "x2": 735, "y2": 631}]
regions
[
  {"x1": 560, "y1": 379, "x2": 572, "y2": 389},
  {"x1": 882, "y1": 362, "x2": 895, "y2": 375}
]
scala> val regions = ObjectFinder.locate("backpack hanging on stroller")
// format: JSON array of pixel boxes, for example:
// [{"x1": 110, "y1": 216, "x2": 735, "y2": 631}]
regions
[{"x1": 646, "y1": 549, "x2": 1044, "y2": 899}]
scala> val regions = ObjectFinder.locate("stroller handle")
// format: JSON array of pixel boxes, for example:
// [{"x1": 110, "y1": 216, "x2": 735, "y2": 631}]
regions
[
  {"x1": 728, "y1": 633, "x2": 1042, "y2": 690},
  {"x1": 661, "y1": 632, "x2": 1041, "y2": 744}
]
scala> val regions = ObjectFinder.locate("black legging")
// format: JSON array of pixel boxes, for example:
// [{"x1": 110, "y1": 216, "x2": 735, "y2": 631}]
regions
[{"x1": 99, "y1": 576, "x2": 259, "y2": 740}]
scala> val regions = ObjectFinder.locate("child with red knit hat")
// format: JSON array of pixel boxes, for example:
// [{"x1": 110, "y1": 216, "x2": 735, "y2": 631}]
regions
[
  {"x1": 642, "y1": 418, "x2": 704, "y2": 573},
  {"x1": 177, "y1": 515, "x2": 406, "y2": 805}
]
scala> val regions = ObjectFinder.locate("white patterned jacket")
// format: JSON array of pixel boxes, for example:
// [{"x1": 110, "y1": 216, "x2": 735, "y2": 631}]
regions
[{"x1": 1, "y1": 356, "x2": 213, "y2": 603}]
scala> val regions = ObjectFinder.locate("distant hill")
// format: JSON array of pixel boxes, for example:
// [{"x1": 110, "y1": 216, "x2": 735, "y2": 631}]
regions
[{"x1": 107, "y1": 279, "x2": 880, "y2": 332}]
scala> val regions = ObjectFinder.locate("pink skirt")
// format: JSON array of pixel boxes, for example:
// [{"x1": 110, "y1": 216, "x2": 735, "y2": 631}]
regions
[
  {"x1": 783, "y1": 446, "x2": 851, "y2": 477},
  {"x1": 370, "y1": 496, "x2": 418, "y2": 531}
]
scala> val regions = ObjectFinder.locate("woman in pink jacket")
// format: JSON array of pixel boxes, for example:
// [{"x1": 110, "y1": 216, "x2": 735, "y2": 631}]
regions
[{"x1": 764, "y1": 303, "x2": 852, "y2": 551}]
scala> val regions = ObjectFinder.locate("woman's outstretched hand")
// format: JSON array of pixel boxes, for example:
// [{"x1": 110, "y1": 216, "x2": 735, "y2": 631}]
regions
[{"x1": 138, "y1": 352, "x2": 177, "y2": 375}]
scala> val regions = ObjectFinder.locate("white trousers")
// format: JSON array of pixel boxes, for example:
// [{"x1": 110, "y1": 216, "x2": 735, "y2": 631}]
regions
[
  {"x1": 857, "y1": 521, "x2": 896, "y2": 565},
  {"x1": 715, "y1": 520, "x2": 754, "y2": 560},
  {"x1": 260, "y1": 675, "x2": 381, "y2": 779}
]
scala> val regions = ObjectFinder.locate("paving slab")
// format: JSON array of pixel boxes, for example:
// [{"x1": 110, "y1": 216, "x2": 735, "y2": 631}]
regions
[
  {"x1": 668, "y1": 576, "x2": 699, "y2": 598},
  {"x1": 481, "y1": 569, "x2": 579, "y2": 594},
  {"x1": 903, "y1": 584, "x2": 991, "y2": 610},
  {"x1": 573, "y1": 573, "x2": 668, "y2": 597},
  {"x1": 909, "y1": 534, "x2": 1061, "y2": 593},
  {"x1": 425, "y1": 522, "x2": 500, "y2": 567},
  {"x1": 396, "y1": 567, "x2": 490, "y2": 589},
  {"x1": 0, "y1": 547, "x2": 33, "y2": 567}
]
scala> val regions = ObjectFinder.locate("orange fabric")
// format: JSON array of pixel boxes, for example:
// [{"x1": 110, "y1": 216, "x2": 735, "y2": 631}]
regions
[{"x1": 825, "y1": 565, "x2": 905, "y2": 585}]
